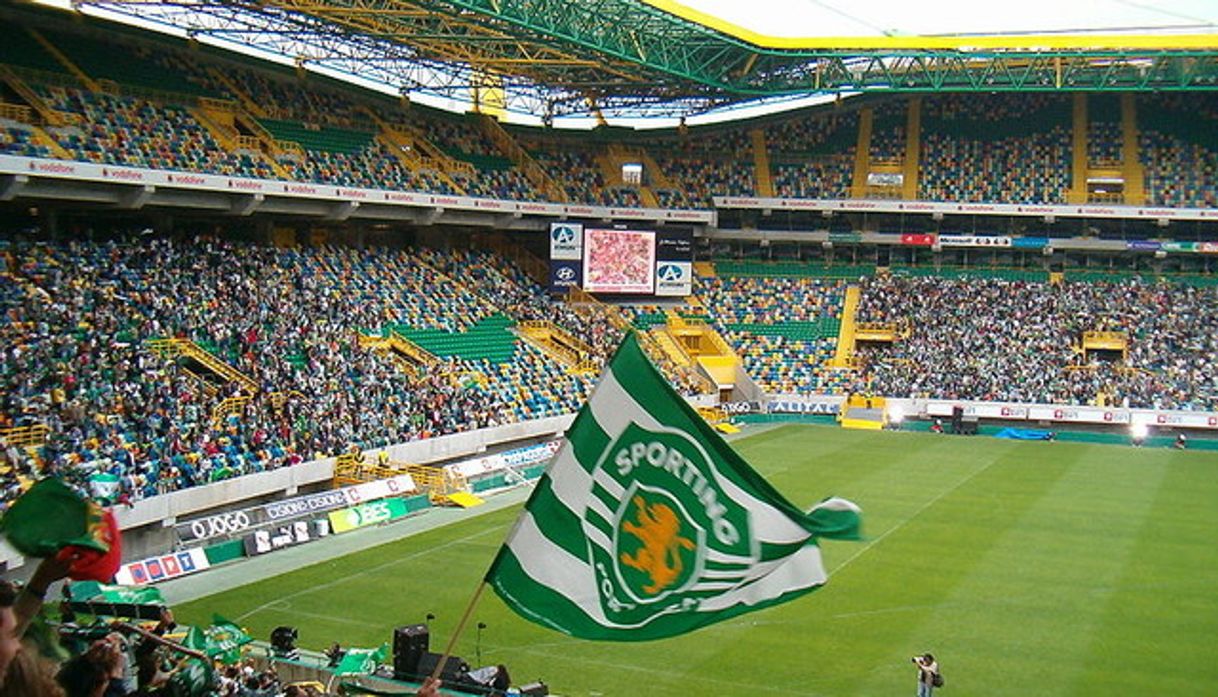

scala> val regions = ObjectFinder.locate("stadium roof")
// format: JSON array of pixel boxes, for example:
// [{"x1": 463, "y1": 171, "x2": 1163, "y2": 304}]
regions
[{"x1": 51, "y1": 0, "x2": 1218, "y2": 124}]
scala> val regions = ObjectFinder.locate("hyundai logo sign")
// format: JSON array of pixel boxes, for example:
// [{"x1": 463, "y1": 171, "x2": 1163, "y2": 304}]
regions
[{"x1": 556, "y1": 266, "x2": 576, "y2": 281}]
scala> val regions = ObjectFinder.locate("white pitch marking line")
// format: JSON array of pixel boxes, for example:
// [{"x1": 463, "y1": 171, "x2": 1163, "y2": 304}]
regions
[
  {"x1": 236, "y1": 526, "x2": 503, "y2": 622},
  {"x1": 831, "y1": 455, "x2": 1001, "y2": 575}
]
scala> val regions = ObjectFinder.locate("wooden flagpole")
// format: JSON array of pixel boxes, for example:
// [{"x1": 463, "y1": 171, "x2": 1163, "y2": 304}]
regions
[{"x1": 423, "y1": 579, "x2": 489, "y2": 689}]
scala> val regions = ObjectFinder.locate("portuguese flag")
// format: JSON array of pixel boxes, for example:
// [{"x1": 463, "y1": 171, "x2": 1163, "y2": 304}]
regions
[
  {"x1": 485, "y1": 334, "x2": 862, "y2": 641},
  {"x1": 0, "y1": 478, "x2": 123, "y2": 582}
]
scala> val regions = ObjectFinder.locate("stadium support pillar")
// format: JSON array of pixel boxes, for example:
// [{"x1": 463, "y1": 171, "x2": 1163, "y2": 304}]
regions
[
  {"x1": 1069, "y1": 94, "x2": 1088, "y2": 204},
  {"x1": 417, "y1": 207, "x2": 444, "y2": 226},
  {"x1": 230, "y1": 193, "x2": 263, "y2": 216},
  {"x1": 41, "y1": 206, "x2": 60, "y2": 239},
  {"x1": 0, "y1": 174, "x2": 28, "y2": 202},
  {"x1": 117, "y1": 185, "x2": 155, "y2": 210},
  {"x1": 326, "y1": 201, "x2": 360, "y2": 221},
  {"x1": 851, "y1": 108, "x2": 873, "y2": 198},
  {"x1": 902, "y1": 98, "x2": 921, "y2": 200},
  {"x1": 1120, "y1": 95, "x2": 1146, "y2": 206}
]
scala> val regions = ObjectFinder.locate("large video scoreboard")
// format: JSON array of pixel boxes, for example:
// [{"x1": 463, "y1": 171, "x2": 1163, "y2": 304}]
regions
[{"x1": 549, "y1": 222, "x2": 693, "y2": 297}]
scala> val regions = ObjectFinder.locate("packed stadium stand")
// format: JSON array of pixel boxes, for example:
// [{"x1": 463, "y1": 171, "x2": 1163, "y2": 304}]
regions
[
  {"x1": 4, "y1": 3, "x2": 1218, "y2": 696},
  {"x1": 853, "y1": 273, "x2": 1218, "y2": 409},
  {"x1": 5, "y1": 14, "x2": 1218, "y2": 214}
]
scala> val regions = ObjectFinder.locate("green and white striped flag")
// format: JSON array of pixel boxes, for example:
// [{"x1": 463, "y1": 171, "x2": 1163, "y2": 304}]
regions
[{"x1": 486, "y1": 334, "x2": 861, "y2": 641}]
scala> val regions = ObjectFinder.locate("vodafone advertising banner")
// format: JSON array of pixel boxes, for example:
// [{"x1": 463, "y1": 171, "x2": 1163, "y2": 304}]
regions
[{"x1": 926, "y1": 400, "x2": 1215, "y2": 428}]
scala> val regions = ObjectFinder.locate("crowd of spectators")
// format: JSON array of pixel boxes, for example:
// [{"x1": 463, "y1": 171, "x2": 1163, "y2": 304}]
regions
[
  {"x1": 0, "y1": 555, "x2": 423, "y2": 697},
  {"x1": 525, "y1": 148, "x2": 606, "y2": 205},
  {"x1": 0, "y1": 234, "x2": 629, "y2": 508},
  {"x1": 699, "y1": 275, "x2": 847, "y2": 394},
  {"x1": 36, "y1": 87, "x2": 268, "y2": 177},
  {"x1": 654, "y1": 154, "x2": 755, "y2": 207},
  {"x1": 851, "y1": 274, "x2": 1218, "y2": 409}
]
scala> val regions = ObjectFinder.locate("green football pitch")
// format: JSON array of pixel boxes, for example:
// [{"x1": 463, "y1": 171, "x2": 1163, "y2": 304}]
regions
[{"x1": 176, "y1": 426, "x2": 1218, "y2": 696}]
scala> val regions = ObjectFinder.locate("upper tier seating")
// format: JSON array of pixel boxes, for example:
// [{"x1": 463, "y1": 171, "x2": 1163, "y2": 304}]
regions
[{"x1": 918, "y1": 94, "x2": 1072, "y2": 204}]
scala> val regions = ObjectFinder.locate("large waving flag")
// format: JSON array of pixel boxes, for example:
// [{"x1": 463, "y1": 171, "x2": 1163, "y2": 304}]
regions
[
  {"x1": 1, "y1": 478, "x2": 122, "y2": 582},
  {"x1": 486, "y1": 334, "x2": 861, "y2": 641}
]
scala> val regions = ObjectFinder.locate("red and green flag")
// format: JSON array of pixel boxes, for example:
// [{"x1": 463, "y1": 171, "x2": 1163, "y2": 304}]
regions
[{"x1": 0, "y1": 478, "x2": 122, "y2": 582}]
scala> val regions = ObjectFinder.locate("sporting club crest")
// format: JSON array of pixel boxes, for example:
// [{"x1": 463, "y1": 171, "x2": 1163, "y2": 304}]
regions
[{"x1": 585, "y1": 422, "x2": 754, "y2": 626}]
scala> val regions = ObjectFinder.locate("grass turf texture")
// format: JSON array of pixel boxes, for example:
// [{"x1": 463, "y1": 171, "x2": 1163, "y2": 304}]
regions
[{"x1": 176, "y1": 426, "x2": 1218, "y2": 696}]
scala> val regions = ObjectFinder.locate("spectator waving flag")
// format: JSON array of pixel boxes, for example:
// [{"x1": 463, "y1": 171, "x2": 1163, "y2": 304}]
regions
[
  {"x1": 0, "y1": 478, "x2": 122, "y2": 582},
  {"x1": 485, "y1": 334, "x2": 861, "y2": 641}
]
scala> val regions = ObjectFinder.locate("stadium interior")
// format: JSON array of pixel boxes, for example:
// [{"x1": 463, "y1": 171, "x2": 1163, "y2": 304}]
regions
[{"x1": 0, "y1": 0, "x2": 1216, "y2": 695}]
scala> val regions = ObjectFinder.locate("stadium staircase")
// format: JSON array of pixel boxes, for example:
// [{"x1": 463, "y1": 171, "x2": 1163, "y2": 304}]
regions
[
  {"x1": 1081, "y1": 330, "x2": 1129, "y2": 361},
  {"x1": 0, "y1": 423, "x2": 50, "y2": 476},
  {"x1": 191, "y1": 99, "x2": 292, "y2": 179},
  {"x1": 358, "y1": 331, "x2": 439, "y2": 380},
  {"x1": 477, "y1": 114, "x2": 567, "y2": 202},
  {"x1": 829, "y1": 286, "x2": 862, "y2": 368},
  {"x1": 145, "y1": 338, "x2": 259, "y2": 398},
  {"x1": 749, "y1": 129, "x2": 775, "y2": 197},
  {"x1": 661, "y1": 311, "x2": 746, "y2": 396},
  {"x1": 359, "y1": 105, "x2": 468, "y2": 194},
  {"x1": 200, "y1": 68, "x2": 306, "y2": 168},
  {"x1": 649, "y1": 326, "x2": 694, "y2": 368},
  {"x1": 694, "y1": 261, "x2": 717, "y2": 279},
  {"x1": 210, "y1": 395, "x2": 251, "y2": 428},
  {"x1": 0, "y1": 65, "x2": 77, "y2": 132},
  {"x1": 25, "y1": 28, "x2": 100, "y2": 93},
  {"x1": 697, "y1": 406, "x2": 740, "y2": 434},
  {"x1": 565, "y1": 286, "x2": 716, "y2": 395},
  {"x1": 850, "y1": 107, "x2": 873, "y2": 198},
  {"x1": 333, "y1": 451, "x2": 470, "y2": 505},
  {"x1": 598, "y1": 144, "x2": 660, "y2": 207},
  {"x1": 204, "y1": 67, "x2": 267, "y2": 118},
  {"x1": 839, "y1": 395, "x2": 887, "y2": 430},
  {"x1": 0, "y1": 96, "x2": 73, "y2": 158},
  {"x1": 474, "y1": 233, "x2": 549, "y2": 285},
  {"x1": 901, "y1": 98, "x2": 921, "y2": 200},
  {"x1": 636, "y1": 146, "x2": 677, "y2": 196},
  {"x1": 1068, "y1": 94, "x2": 1089, "y2": 204},
  {"x1": 1119, "y1": 94, "x2": 1146, "y2": 205},
  {"x1": 517, "y1": 320, "x2": 598, "y2": 375}
]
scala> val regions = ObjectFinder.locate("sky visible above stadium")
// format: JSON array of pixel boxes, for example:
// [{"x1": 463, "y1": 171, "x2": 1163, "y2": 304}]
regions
[
  {"x1": 657, "y1": 0, "x2": 1218, "y2": 40},
  {"x1": 33, "y1": 0, "x2": 1218, "y2": 128}
]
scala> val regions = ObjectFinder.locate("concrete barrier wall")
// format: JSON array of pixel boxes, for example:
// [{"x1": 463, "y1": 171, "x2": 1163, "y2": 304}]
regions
[{"x1": 1, "y1": 414, "x2": 576, "y2": 572}]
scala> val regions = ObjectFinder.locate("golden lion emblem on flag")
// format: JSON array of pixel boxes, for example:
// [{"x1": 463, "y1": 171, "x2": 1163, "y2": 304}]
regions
[{"x1": 618, "y1": 495, "x2": 696, "y2": 594}]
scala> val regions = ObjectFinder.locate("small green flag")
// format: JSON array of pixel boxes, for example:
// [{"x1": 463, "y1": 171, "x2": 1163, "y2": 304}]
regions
[
  {"x1": 69, "y1": 581, "x2": 165, "y2": 605},
  {"x1": 165, "y1": 657, "x2": 215, "y2": 697},
  {"x1": 485, "y1": 334, "x2": 862, "y2": 641},
  {"x1": 332, "y1": 644, "x2": 389, "y2": 677},
  {"x1": 183, "y1": 616, "x2": 252, "y2": 665},
  {"x1": 88, "y1": 472, "x2": 121, "y2": 505}
]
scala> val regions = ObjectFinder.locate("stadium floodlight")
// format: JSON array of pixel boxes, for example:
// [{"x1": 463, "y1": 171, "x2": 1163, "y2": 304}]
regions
[{"x1": 888, "y1": 404, "x2": 905, "y2": 425}]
